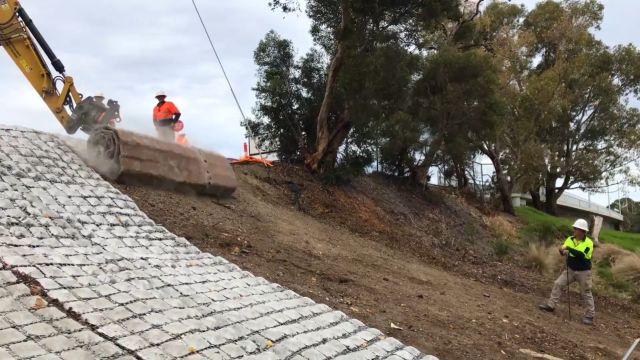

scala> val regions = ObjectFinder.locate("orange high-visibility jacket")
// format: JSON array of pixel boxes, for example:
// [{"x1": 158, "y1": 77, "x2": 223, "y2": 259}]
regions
[{"x1": 153, "y1": 101, "x2": 180, "y2": 122}]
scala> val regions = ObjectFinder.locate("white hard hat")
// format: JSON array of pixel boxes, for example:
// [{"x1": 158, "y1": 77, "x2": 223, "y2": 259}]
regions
[
  {"x1": 572, "y1": 219, "x2": 589, "y2": 232},
  {"x1": 155, "y1": 91, "x2": 167, "y2": 98},
  {"x1": 95, "y1": 92, "x2": 105, "y2": 98}
]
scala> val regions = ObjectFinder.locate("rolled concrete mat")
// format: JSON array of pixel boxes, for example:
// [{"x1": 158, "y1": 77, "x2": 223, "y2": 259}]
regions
[{"x1": 86, "y1": 127, "x2": 237, "y2": 197}]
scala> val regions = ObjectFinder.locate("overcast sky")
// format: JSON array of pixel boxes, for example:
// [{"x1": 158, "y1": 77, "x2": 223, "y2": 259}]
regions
[{"x1": 1, "y1": 0, "x2": 638, "y2": 204}]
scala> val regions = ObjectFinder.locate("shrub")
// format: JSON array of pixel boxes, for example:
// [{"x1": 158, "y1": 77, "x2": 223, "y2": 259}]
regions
[
  {"x1": 493, "y1": 239, "x2": 510, "y2": 259},
  {"x1": 597, "y1": 258, "x2": 632, "y2": 292},
  {"x1": 612, "y1": 255, "x2": 640, "y2": 286},
  {"x1": 523, "y1": 222, "x2": 570, "y2": 246},
  {"x1": 486, "y1": 215, "x2": 518, "y2": 242},
  {"x1": 524, "y1": 243, "x2": 554, "y2": 274}
]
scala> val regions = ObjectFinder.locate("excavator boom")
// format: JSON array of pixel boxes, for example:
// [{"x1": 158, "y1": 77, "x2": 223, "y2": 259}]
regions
[{"x1": 0, "y1": 0, "x2": 119, "y2": 134}]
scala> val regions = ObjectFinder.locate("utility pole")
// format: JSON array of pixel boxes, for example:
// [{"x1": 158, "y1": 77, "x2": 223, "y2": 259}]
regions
[{"x1": 606, "y1": 179, "x2": 610, "y2": 210}]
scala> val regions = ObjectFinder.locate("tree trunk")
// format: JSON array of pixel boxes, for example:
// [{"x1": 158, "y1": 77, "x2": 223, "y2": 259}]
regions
[
  {"x1": 306, "y1": 110, "x2": 352, "y2": 173},
  {"x1": 411, "y1": 133, "x2": 444, "y2": 186},
  {"x1": 455, "y1": 162, "x2": 468, "y2": 190},
  {"x1": 544, "y1": 181, "x2": 558, "y2": 215},
  {"x1": 305, "y1": 1, "x2": 351, "y2": 173},
  {"x1": 497, "y1": 179, "x2": 515, "y2": 215},
  {"x1": 495, "y1": 166, "x2": 514, "y2": 215},
  {"x1": 479, "y1": 144, "x2": 514, "y2": 215},
  {"x1": 529, "y1": 189, "x2": 542, "y2": 210}
]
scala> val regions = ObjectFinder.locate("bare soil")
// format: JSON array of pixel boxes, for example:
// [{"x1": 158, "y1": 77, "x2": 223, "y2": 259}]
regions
[{"x1": 113, "y1": 164, "x2": 640, "y2": 360}]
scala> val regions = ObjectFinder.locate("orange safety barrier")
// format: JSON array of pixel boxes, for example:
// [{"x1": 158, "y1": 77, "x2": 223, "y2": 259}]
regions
[
  {"x1": 176, "y1": 133, "x2": 190, "y2": 146},
  {"x1": 231, "y1": 143, "x2": 273, "y2": 166}
]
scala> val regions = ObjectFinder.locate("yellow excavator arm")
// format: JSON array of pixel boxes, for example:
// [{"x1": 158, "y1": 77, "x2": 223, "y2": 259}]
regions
[{"x1": 0, "y1": 0, "x2": 120, "y2": 134}]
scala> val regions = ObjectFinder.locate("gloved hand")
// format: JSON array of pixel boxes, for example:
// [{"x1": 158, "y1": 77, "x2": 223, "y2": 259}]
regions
[{"x1": 558, "y1": 246, "x2": 567, "y2": 256}]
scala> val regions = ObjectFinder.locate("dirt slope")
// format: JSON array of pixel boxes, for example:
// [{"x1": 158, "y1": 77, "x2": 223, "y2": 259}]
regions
[{"x1": 113, "y1": 165, "x2": 640, "y2": 360}]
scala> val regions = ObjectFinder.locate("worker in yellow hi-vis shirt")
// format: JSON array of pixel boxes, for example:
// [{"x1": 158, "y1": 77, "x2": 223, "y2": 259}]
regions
[{"x1": 538, "y1": 219, "x2": 595, "y2": 325}]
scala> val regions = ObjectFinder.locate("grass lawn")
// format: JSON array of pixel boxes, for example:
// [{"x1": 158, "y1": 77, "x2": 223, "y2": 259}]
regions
[{"x1": 515, "y1": 206, "x2": 640, "y2": 251}]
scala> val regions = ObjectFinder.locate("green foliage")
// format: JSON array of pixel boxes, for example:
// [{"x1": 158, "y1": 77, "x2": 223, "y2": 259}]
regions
[
  {"x1": 610, "y1": 197, "x2": 640, "y2": 232},
  {"x1": 250, "y1": 31, "x2": 327, "y2": 163},
  {"x1": 493, "y1": 238, "x2": 511, "y2": 259},
  {"x1": 596, "y1": 259, "x2": 632, "y2": 292},
  {"x1": 516, "y1": 206, "x2": 640, "y2": 251},
  {"x1": 319, "y1": 165, "x2": 359, "y2": 186},
  {"x1": 258, "y1": 0, "x2": 640, "y2": 209}
]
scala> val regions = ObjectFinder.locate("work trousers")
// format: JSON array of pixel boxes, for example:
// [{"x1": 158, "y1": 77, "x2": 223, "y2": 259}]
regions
[
  {"x1": 547, "y1": 268, "x2": 595, "y2": 318},
  {"x1": 156, "y1": 126, "x2": 175, "y2": 142}
]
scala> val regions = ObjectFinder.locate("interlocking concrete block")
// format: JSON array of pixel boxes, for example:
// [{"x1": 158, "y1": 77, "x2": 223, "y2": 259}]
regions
[
  {"x1": 92, "y1": 284, "x2": 119, "y2": 297},
  {"x1": 103, "y1": 306, "x2": 134, "y2": 322},
  {"x1": 64, "y1": 300, "x2": 94, "y2": 315},
  {"x1": 145, "y1": 299, "x2": 172, "y2": 312},
  {"x1": 38, "y1": 335, "x2": 78, "y2": 352},
  {"x1": 117, "y1": 335, "x2": 149, "y2": 351},
  {"x1": 47, "y1": 289, "x2": 77, "y2": 303},
  {"x1": 160, "y1": 340, "x2": 191, "y2": 357},
  {"x1": 89, "y1": 341, "x2": 123, "y2": 358},
  {"x1": 0, "y1": 296, "x2": 23, "y2": 313},
  {"x1": 37, "y1": 278, "x2": 60, "y2": 290},
  {"x1": 0, "y1": 271, "x2": 17, "y2": 284},
  {"x1": 6, "y1": 311, "x2": 39, "y2": 326},
  {"x1": 59, "y1": 349, "x2": 94, "y2": 360},
  {"x1": 125, "y1": 301, "x2": 152, "y2": 316},
  {"x1": 220, "y1": 343, "x2": 247, "y2": 358},
  {"x1": 52, "y1": 318, "x2": 83, "y2": 333},
  {"x1": 32, "y1": 354, "x2": 63, "y2": 360},
  {"x1": 22, "y1": 322, "x2": 57, "y2": 337},
  {"x1": 6, "y1": 284, "x2": 30, "y2": 297},
  {"x1": 317, "y1": 340, "x2": 348, "y2": 358},
  {"x1": 122, "y1": 318, "x2": 151, "y2": 334},
  {"x1": 143, "y1": 312, "x2": 171, "y2": 326},
  {"x1": 162, "y1": 321, "x2": 191, "y2": 336},
  {"x1": 71, "y1": 288, "x2": 98, "y2": 300},
  {"x1": 34, "y1": 307, "x2": 65, "y2": 321},
  {"x1": 9, "y1": 341, "x2": 46, "y2": 358},
  {"x1": 70, "y1": 330, "x2": 104, "y2": 346},
  {"x1": 140, "y1": 328, "x2": 172, "y2": 346},
  {"x1": 0, "y1": 328, "x2": 27, "y2": 346},
  {"x1": 301, "y1": 349, "x2": 328, "y2": 360},
  {"x1": 110, "y1": 292, "x2": 135, "y2": 305},
  {"x1": 87, "y1": 297, "x2": 116, "y2": 311},
  {"x1": 137, "y1": 347, "x2": 174, "y2": 360},
  {"x1": 97, "y1": 323, "x2": 130, "y2": 338}
]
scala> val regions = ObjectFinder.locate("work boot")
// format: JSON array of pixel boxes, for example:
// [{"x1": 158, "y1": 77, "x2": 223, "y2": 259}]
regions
[
  {"x1": 538, "y1": 304, "x2": 555, "y2": 312},
  {"x1": 582, "y1": 316, "x2": 594, "y2": 325}
]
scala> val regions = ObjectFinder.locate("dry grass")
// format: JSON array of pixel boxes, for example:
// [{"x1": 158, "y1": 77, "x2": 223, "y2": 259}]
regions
[
  {"x1": 594, "y1": 243, "x2": 634, "y2": 265},
  {"x1": 612, "y1": 255, "x2": 640, "y2": 286},
  {"x1": 485, "y1": 215, "x2": 519, "y2": 242},
  {"x1": 524, "y1": 243, "x2": 556, "y2": 274}
]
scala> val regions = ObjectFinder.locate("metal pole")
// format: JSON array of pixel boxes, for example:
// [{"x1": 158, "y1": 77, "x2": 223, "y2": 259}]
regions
[
  {"x1": 566, "y1": 258, "x2": 571, "y2": 322},
  {"x1": 480, "y1": 164, "x2": 484, "y2": 202},
  {"x1": 606, "y1": 179, "x2": 610, "y2": 209},
  {"x1": 622, "y1": 338, "x2": 640, "y2": 360}
]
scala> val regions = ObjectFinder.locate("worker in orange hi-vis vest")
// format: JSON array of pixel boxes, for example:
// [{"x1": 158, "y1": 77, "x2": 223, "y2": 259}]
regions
[{"x1": 153, "y1": 91, "x2": 181, "y2": 142}]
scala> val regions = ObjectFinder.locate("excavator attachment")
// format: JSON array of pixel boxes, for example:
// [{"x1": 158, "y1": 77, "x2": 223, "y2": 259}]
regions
[
  {"x1": 68, "y1": 97, "x2": 121, "y2": 134},
  {"x1": 1, "y1": 0, "x2": 121, "y2": 135},
  {"x1": 85, "y1": 128, "x2": 237, "y2": 198}
]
